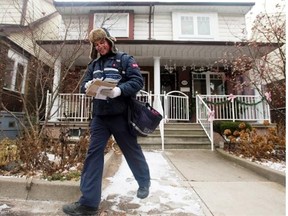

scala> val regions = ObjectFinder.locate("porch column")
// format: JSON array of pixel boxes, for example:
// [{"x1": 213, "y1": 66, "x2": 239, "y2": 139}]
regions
[
  {"x1": 153, "y1": 56, "x2": 161, "y2": 95},
  {"x1": 49, "y1": 58, "x2": 61, "y2": 121},
  {"x1": 152, "y1": 56, "x2": 164, "y2": 150}
]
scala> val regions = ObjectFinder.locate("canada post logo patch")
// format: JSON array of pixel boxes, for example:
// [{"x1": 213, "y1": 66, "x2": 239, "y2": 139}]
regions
[{"x1": 132, "y1": 63, "x2": 138, "y2": 68}]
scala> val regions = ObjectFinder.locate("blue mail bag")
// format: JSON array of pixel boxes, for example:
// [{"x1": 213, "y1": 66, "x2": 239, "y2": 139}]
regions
[{"x1": 128, "y1": 98, "x2": 163, "y2": 137}]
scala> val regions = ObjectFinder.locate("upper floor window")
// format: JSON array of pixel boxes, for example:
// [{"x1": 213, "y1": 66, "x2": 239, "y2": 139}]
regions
[
  {"x1": 4, "y1": 49, "x2": 28, "y2": 94},
  {"x1": 94, "y1": 13, "x2": 129, "y2": 37},
  {"x1": 173, "y1": 12, "x2": 218, "y2": 40}
]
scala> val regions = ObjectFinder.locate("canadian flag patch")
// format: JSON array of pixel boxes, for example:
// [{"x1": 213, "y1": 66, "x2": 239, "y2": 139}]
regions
[{"x1": 132, "y1": 63, "x2": 138, "y2": 68}]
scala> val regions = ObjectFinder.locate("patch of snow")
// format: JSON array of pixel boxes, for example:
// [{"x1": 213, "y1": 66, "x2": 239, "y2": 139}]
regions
[
  {"x1": 0, "y1": 204, "x2": 10, "y2": 211},
  {"x1": 102, "y1": 151, "x2": 204, "y2": 215},
  {"x1": 228, "y1": 151, "x2": 285, "y2": 173},
  {"x1": 46, "y1": 153, "x2": 61, "y2": 164},
  {"x1": 255, "y1": 160, "x2": 286, "y2": 173}
]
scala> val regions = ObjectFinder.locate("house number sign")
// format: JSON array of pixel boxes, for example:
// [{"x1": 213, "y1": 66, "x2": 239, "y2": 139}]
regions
[{"x1": 181, "y1": 80, "x2": 188, "y2": 86}]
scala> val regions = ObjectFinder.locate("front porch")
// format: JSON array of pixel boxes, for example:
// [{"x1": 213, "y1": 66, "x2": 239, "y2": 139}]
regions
[
  {"x1": 45, "y1": 90, "x2": 270, "y2": 123},
  {"x1": 44, "y1": 91, "x2": 271, "y2": 150}
]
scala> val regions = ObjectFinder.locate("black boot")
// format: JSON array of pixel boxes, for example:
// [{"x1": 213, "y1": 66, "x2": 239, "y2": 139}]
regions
[
  {"x1": 62, "y1": 202, "x2": 98, "y2": 216},
  {"x1": 137, "y1": 181, "x2": 151, "y2": 199}
]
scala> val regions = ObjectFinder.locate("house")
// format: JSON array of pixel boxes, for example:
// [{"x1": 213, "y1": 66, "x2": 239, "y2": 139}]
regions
[
  {"x1": 0, "y1": 0, "x2": 62, "y2": 138},
  {"x1": 0, "y1": 0, "x2": 275, "y2": 141}
]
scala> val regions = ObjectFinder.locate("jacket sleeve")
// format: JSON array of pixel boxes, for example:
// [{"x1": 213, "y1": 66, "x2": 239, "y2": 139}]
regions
[
  {"x1": 118, "y1": 55, "x2": 143, "y2": 97},
  {"x1": 80, "y1": 61, "x2": 94, "y2": 94}
]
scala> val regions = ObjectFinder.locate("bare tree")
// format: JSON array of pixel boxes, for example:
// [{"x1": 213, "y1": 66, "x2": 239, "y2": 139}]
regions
[{"x1": 220, "y1": 1, "x2": 286, "y2": 125}]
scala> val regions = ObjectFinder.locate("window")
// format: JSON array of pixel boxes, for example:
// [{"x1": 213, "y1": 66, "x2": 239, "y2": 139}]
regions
[
  {"x1": 173, "y1": 12, "x2": 218, "y2": 40},
  {"x1": 192, "y1": 72, "x2": 225, "y2": 96},
  {"x1": 4, "y1": 49, "x2": 28, "y2": 94},
  {"x1": 94, "y1": 13, "x2": 129, "y2": 37},
  {"x1": 3, "y1": 58, "x2": 14, "y2": 89}
]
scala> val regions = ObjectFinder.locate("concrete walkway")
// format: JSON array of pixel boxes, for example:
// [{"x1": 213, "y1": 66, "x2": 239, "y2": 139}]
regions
[
  {"x1": 164, "y1": 149, "x2": 285, "y2": 216},
  {"x1": 0, "y1": 149, "x2": 285, "y2": 216}
]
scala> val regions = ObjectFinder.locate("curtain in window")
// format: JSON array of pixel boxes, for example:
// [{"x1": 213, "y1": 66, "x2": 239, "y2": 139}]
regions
[{"x1": 197, "y1": 16, "x2": 210, "y2": 35}]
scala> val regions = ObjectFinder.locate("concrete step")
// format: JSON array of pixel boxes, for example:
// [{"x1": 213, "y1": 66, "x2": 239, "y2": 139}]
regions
[
  {"x1": 138, "y1": 123, "x2": 211, "y2": 149},
  {"x1": 138, "y1": 135, "x2": 210, "y2": 143},
  {"x1": 140, "y1": 142, "x2": 211, "y2": 149}
]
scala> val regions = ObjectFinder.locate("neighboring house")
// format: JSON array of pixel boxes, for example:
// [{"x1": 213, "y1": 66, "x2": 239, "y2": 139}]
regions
[
  {"x1": 0, "y1": 0, "x2": 61, "y2": 138},
  {"x1": 0, "y1": 0, "x2": 275, "y2": 140}
]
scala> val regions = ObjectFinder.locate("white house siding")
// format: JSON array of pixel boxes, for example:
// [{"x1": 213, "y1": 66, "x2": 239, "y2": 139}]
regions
[
  {"x1": 152, "y1": 14, "x2": 173, "y2": 40},
  {"x1": 0, "y1": 0, "x2": 23, "y2": 24},
  {"x1": 218, "y1": 14, "x2": 246, "y2": 41},
  {"x1": 39, "y1": 14, "x2": 64, "y2": 40},
  {"x1": 25, "y1": 0, "x2": 57, "y2": 25},
  {"x1": 59, "y1": 15, "x2": 89, "y2": 40},
  {"x1": 135, "y1": 12, "x2": 245, "y2": 42},
  {"x1": 7, "y1": 14, "x2": 64, "y2": 68},
  {"x1": 134, "y1": 13, "x2": 172, "y2": 40},
  {"x1": 8, "y1": 32, "x2": 55, "y2": 68},
  {"x1": 134, "y1": 14, "x2": 149, "y2": 40},
  {"x1": 0, "y1": 0, "x2": 57, "y2": 25}
]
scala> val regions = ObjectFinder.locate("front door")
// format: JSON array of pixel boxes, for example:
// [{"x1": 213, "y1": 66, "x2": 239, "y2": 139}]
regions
[{"x1": 161, "y1": 73, "x2": 177, "y2": 93}]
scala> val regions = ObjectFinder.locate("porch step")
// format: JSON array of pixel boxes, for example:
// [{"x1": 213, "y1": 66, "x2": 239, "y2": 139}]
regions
[{"x1": 138, "y1": 123, "x2": 211, "y2": 149}]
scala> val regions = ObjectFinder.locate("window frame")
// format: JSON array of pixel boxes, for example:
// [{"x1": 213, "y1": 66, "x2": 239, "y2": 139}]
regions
[
  {"x1": 4, "y1": 49, "x2": 28, "y2": 94},
  {"x1": 93, "y1": 12, "x2": 130, "y2": 38},
  {"x1": 191, "y1": 71, "x2": 225, "y2": 97},
  {"x1": 172, "y1": 12, "x2": 218, "y2": 40}
]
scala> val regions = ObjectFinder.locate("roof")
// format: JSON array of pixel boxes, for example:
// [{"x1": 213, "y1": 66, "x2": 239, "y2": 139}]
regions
[
  {"x1": 54, "y1": 0, "x2": 255, "y2": 15},
  {"x1": 37, "y1": 39, "x2": 277, "y2": 68},
  {"x1": 54, "y1": 0, "x2": 255, "y2": 6}
]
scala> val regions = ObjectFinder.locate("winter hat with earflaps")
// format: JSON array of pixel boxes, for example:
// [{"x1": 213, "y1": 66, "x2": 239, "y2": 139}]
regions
[{"x1": 88, "y1": 28, "x2": 118, "y2": 59}]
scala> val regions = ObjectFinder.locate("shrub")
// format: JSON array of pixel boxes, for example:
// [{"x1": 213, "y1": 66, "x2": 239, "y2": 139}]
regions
[
  {"x1": 215, "y1": 120, "x2": 286, "y2": 162},
  {"x1": 0, "y1": 128, "x2": 116, "y2": 180},
  {"x1": 0, "y1": 138, "x2": 19, "y2": 167},
  {"x1": 213, "y1": 121, "x2": 252, "y2": 138}
]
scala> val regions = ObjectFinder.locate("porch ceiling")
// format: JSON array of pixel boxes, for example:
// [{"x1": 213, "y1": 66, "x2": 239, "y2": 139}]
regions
[{"x1": 38, "y1": 40, "x2": 276, "y2": 69}]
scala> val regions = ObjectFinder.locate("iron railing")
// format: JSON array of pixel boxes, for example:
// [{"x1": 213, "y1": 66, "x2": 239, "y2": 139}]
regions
[{"x1": 196, "y1": 94, "x2": 271, "y2": 151}]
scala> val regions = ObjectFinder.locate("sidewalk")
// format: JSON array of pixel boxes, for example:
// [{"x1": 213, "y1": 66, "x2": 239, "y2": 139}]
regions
[{"x1": 0, "y1": 149, "x2": 286, "y2": 216}]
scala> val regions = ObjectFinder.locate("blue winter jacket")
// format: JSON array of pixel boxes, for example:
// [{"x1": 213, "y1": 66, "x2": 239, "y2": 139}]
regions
[{"x1": 81, "y1": 51, "x2": 144, "y2": 116}]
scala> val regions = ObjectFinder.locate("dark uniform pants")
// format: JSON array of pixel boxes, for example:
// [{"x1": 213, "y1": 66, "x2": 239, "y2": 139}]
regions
[{"x1": 78, "y1": 113, "x2": 150, "y2": 208}]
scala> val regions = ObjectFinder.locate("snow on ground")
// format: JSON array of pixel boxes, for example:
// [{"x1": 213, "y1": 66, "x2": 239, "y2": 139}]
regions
[
  {"x1": 255, "y1": 160, "x2": 286, "y2": 172},
  {"x1": 235, "y1": 153, "x2": 286, "y2": 173},
  {"x1": 101, "y1": 151, "x2": 204, "y2": 215}
]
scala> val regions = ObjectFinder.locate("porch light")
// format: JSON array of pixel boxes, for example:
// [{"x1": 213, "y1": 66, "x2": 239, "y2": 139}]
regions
[{"x1": 164, "y1": 59, "x2": 177, "y2": 73}]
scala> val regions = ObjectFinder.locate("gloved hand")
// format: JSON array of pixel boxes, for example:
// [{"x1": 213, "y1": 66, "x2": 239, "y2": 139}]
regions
[
  {"x1": 85, "y1": 78, "x2": 103, "y2": 93},
  {"x1": 84, "y1": 79, "x2": 95, "y2": 91},
  {"x1": 101, "y1": 87, "x2": 121, "y2": 98}
]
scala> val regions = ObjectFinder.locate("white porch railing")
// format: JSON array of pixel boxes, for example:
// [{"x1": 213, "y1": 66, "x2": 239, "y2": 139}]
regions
[
  {"x1": 198, "y1": 95, "x2": 270, "y2": 122},
  {"x1": 45, "y1": 90, "x2": 189, "y2": 123},
  {"x1": 45, "y1": 92, "x2": 271, "y2": 151},
  {"x1": 196, "y1": 95, "x2": 214, "y2": 151},
  {"x1": 46, "y1": 92, "x2": 93, "y2": 122},
  {"x1": 136, "y1": 90, "x2": 190, "y2": 122},
  {"x1": 135, "y1": 90, "x2": 189, "y2": 150},
  {"x1": 196, "y1": 94, "x2": 271, "y2": 151}
]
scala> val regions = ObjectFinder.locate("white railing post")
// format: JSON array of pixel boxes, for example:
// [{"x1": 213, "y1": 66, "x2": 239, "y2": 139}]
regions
[
  {"x1": 80, "y1": 94, "x2": 84, "y2": 122},
  {"x1": 210, "y1": 121, "x2": 214, "y2": 151},
  {"x1": 153, "y1": 94, "x2": 164, "y2": 151},
  {"x1": 196, "y1": 95, "x2": 214, "y2": 150},
  {"x1": 232, "y1": 98, "x2": 235, "y2": 122},
  {"x1": 164, "y1": 91, "x2": 168, "y2": 122},
  {"x1": 196, "y1": 95, "x2": 199, "y2": 123}
]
